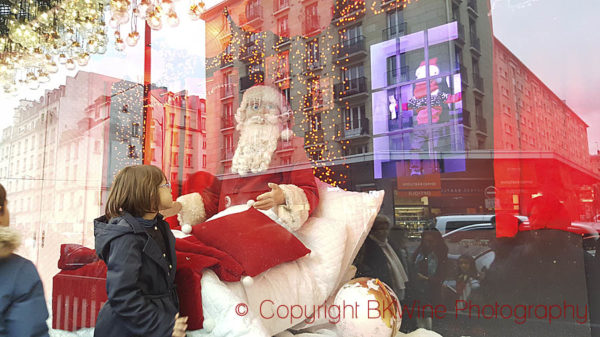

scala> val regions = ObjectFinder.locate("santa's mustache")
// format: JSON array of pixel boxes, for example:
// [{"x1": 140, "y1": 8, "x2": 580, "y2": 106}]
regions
[{"x1": 244, "y1": 114, "x2": 280, "y2": 126}]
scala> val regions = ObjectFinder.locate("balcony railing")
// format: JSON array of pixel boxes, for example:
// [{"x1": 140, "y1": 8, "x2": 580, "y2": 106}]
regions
[
  {"x1": 332, "y1": 0, "x2": 365, "y2": 20},
  {"x1": 274, "y1": 35, "x2": 290, "y2": 49},
  {"x1": 303, "y1": 93, "x2": 324, "y2": 110},
  {"x1": 274, "y1": 0, "x2": 289, "y2": 14},
  {"x1": 220, "y1": 54, "x2": 233, "y2": 68},
  {"x1": 304, "y1": 129, "x2": 324, "y2": 145},
  {"x1": 305, "y1": 59, "x2": 323, "y2": 72},
  {"x1": 220, "y1": 84, "x2": 234, "y2": 98},
  {"x1": 276, "y1": 140, "x2": 293, "y2": 151},
  {"x1": 221, "y1": 116, "x2": 235, "y2": 129},
  {"x1": 461, "y1": 109, "x2": 471, "y2": 128},
  {"x1": 382, "y1": 23, "x2": 407, "y2": 40},
  {"x1": 239, "y1": 6, "x2": 264, "y2": 25},
  {"x1": 476, "y1": 115, "x2": 487, "y2": 133},
  {"x1": 239, "y1": 44, "x2": 263, "y2": 61},
  {"x1": 221, "y1": 148, "x2": 235, "y2": 161},
  {"x1": 473, "y1": 74, "x2": 484, "y2": 93},
  {"x1": 337, "y1": 35, "x2": 366, "y2": 59},
  {"x1": 303, "y1": 15, "x2": 321, "y2": 35},
  {"x1": 334, "y1": 118, "x2": 370, "y2": 139},
  {"x1": 240, "y1": 71, "x2": 265, "y2": 91},
  {"x1": 470, "y1": 35, "x2": 481, "y2": 54},
  {"x1": 467, "y1": 0, "x2": 477, "y2": 13},
  {"x1": 334, "y1": 77, "x2": 368, "y2": 99}
]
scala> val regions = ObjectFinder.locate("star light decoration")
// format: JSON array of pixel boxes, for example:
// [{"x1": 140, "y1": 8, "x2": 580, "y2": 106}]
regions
[
  {"x1": 0, "y1": 0, "x2": 107, "y2": 93},
  {"x1": 203, "y1": 0, "x2": 414, "y2": 187}
]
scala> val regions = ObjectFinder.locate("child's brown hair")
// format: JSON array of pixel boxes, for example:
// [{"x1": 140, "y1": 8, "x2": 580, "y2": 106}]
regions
[
  {"x1": 0, "y1": 183, "x2": 6, "y2": 216},
  {"x1": 105, "y1": 165, "x2": 167, "y2": 219}
]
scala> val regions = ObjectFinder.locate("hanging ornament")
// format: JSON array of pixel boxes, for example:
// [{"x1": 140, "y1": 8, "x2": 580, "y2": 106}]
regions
[
  {"x1": 58, "y1": 53, "x2": 67, "y2": 64},
  {"x1": 77, "y1": 53, "x2": 90, "y2": 66},
  {"x1": 65, "y1": 59, "x2": 76, "y2": 70},
  {"x1": 126, "y1": 31, "x2": 140, "y2": 46},
  {"x1": 115, "y1": 38, "x2": 126, "y2": 51},
  {"x1": 38, "y1": 70, "x2": 50, "y2": 83},
  {"x1": 147, "y1": 12, "x2": 163, "y2": 30},
  {"x1": 167, "y1": 10, "x2": 179, "y2": 27},
  {"x1": 47, "y1": 61, "x2": 59, "y2": 73}
]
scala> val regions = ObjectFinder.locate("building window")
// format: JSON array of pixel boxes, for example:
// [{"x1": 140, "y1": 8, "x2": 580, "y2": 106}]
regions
[
  {"x1": 475, "y1": 98, "x2": 483, "y2": 117},
  {"x1": 469, "y1": 18, "x2": 477, "y2": 40},
  {"x1": 185, "y1": 154, "x2": 192, "y2": 168},
  {"x1": 225, "y1": 134, "x2": 234, "y2": 152},
  {"x1": 276, "y1": 0, "x2": 288, "y2": 11},
  {"x1": 277, "y1": 16, "x2": 288, "y2": 36},
  {"x1": 151, "y1": 148, "x2": 156, "y2": 161},
  {"x1": 281, "y1": 156, "x2": 291, "y2": 165},
  {"x1": 345, "y1": 105, "x2": 365, "y2": 130},
  {"x1": 171, "y1": 171, "x2": 178, "y2": 184},
  {"x1": 186, "y1": 134, "x2": 193, "y2": 149},
  {"x1": 201, "y1": 117, "x2": 206, "y2": 131},
  {"x1": 276, "y1": 52, "x2": 289, "y2": 80},
  {"x1": 306, "y1": 39, "x2": 319, "y2": 63},
  {"x1": 132, "y1": 122, "x2": 140, "y2": 137},
  {"x1": 310, "y1": 150, "x2": 322, "y2": 162},
  {"x1": 172, "y1": 152, "x2": 179, "y2": 166},
  {"x1": 343, "y1": 64, "x2": 364, "y2": 82},
  {"x1": 128, "y1": 145, "x2": 137, "y2": 158},
  {"x1": 202, "y1": 155, "x2": 207, "y2": 168},
  {"x1": 340, "y1": 24, "x2": 362, "y2": 45},
  {"x1": 281, "y1": 88, "x2": 291, "y2": 107},
  {"x1": 202, "y1": 135, "x2": 207, "y2": 149},
  {"x1": 310, "y1": 113, "x2": 322, "y2": 131},
  {"x1": 170, "y1": 113, "x2": 176, "y2": 125}
]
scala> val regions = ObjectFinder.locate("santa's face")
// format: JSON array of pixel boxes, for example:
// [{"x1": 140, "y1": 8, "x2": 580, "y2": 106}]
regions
[
  {"x1": 245, "y1": 97, "x2": 281, "y2": 125},
  {"x1": 232, "y1": 88, "x2": 285, "y2": 175}
]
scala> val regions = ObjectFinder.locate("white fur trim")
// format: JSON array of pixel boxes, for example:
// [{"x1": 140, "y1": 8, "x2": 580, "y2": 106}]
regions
[
  {"x1": 181, "y1": 224, "x2": 193, "y2": 234},
  {"x1": 176, "y1": 193, "x2": 206, "y2": 226},
  {"x1": 0, "y1": 226, "x2": 20, "y2": 259},
  {"x1": 242, "y1": 275, "x2": 254, "y2": 286},
  {"x1": 276, "y1": 184, "x2": 310, "y2": 231}
]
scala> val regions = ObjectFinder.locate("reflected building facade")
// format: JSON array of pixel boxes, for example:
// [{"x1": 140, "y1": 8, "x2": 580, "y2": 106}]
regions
[{"x1": 201, "y1": 0, "x2": 495, "y2": 234}]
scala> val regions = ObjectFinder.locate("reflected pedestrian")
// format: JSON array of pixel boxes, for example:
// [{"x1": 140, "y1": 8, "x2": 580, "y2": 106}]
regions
[
  {"x1": 410, "y1": 228, "x2": 448, "y2": 330},
  {"x1": 0, "y1": 183, "x2": 50, "y2": 337},
  {"x1": 355, "y1": 214, "x2": 409, "y2": 300}
]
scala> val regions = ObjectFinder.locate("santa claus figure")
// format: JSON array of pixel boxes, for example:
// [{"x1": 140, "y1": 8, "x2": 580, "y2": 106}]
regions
[
  {"x1": 409, "y1": 58, "x2": 449, "y2": 126},
  {"x1": 173, "y1": 85, "x2": 319, "y2": 233}
]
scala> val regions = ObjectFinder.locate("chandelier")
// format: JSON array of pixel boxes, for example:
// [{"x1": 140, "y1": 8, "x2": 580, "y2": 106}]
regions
[
  {"x1": 107, "y1": 0, "x2": 206, "y2": 50},
  {"x1": 0, "y1": 0, "x2": 206, "y2": 93},
  {"x1": 0, "y1": 0, "x2": 108, "y2": 93}
]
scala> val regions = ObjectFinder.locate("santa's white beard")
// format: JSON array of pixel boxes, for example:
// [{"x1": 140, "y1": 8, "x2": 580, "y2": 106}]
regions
[{"x1": 232, "y1": 117, "x2": 279, "y2": 175}]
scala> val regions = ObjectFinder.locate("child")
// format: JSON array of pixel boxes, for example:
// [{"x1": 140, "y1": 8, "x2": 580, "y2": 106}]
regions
[
  {"x1": 450, "y1": 255, "x2": 481, "y2": 306},
  {"x1": 94, "y1": 165, "x2": 187, "y2": 337}
]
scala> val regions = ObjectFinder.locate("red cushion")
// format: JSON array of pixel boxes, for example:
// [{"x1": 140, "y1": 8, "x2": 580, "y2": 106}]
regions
[
  {"x1": 57, "y1": 244, "x2": 99, "y2": 270},
  {"x1": 190, "y1": 207, "x2": 310, "y2": 277}
]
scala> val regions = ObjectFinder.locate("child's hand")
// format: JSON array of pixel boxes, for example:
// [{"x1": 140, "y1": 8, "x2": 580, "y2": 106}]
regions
[
  {"x1": 254, "y1": 183, "x2": 285, "y2": 210},
  {"x1": 172, "y1": 313, "x2": 188, "y2": 337},
  {"x1": 161, "y1": 201, "x2": 183, "y2": 218}
]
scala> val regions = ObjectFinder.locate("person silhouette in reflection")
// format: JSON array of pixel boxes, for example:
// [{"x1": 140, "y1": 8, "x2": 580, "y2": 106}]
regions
[
  {"x1": 481, "y1": 195, "x2": 590, "y2": 337},
  {"x1": 355, "y1": 215, "x2": 409, "y2": 300},
  {"x1": 410, "y1": 228, "x2": 448, "y2": 330}
]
